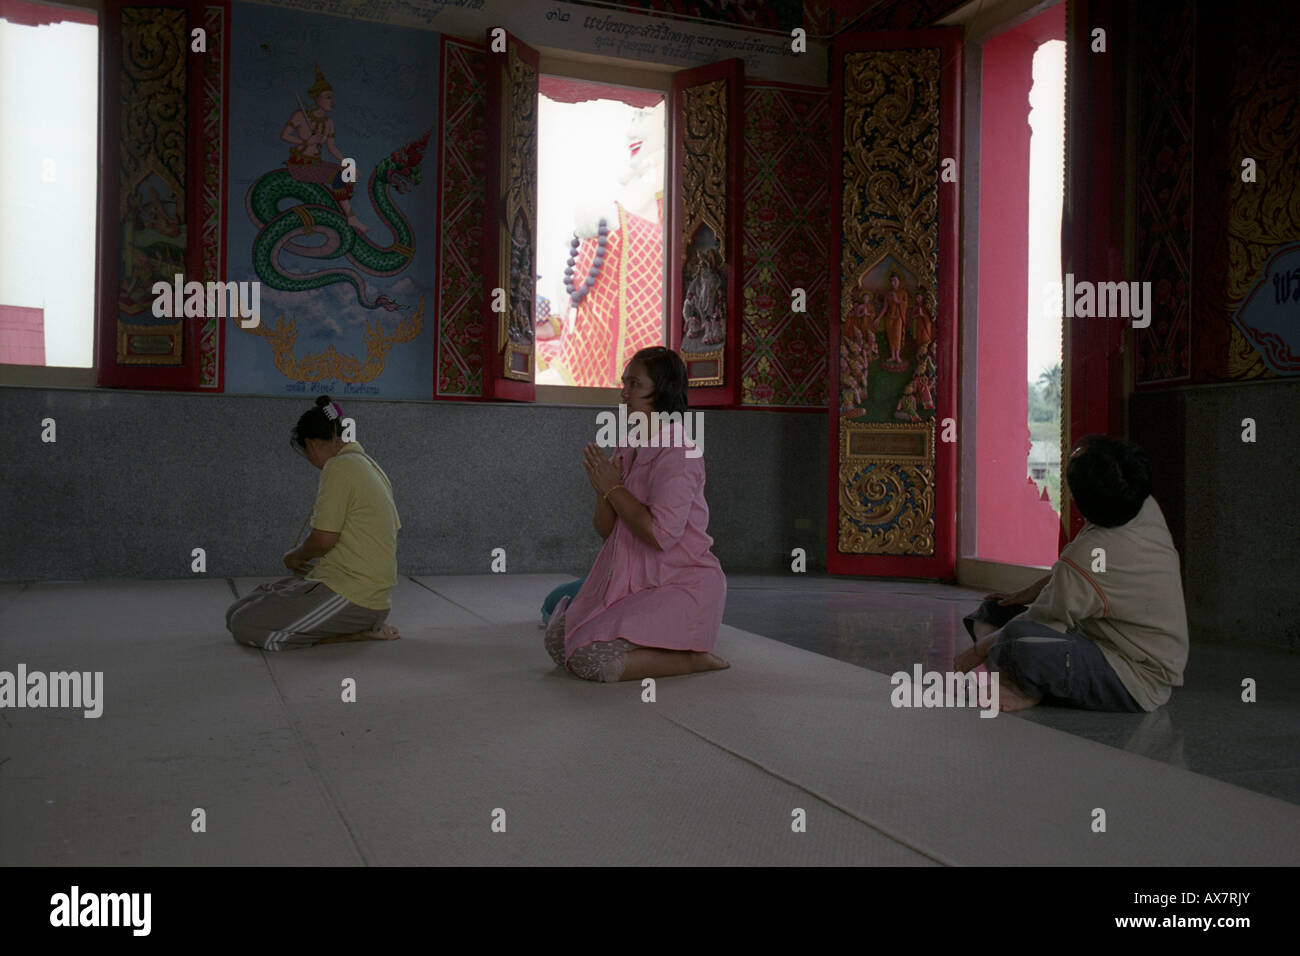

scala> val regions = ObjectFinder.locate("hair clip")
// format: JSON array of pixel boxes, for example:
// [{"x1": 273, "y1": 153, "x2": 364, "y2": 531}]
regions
[{"x1": 323, "y1": 402, "x2": 340, "y2": 421}]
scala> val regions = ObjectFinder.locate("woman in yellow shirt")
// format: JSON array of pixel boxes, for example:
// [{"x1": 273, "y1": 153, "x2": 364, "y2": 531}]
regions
[{"x1": 226, "y1": 395, "x2": 402, "y2": 651}]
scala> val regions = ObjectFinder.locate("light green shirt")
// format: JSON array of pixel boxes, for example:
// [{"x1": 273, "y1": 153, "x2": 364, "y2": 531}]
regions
[{"x1": 306, "y1": 443, "x2": 400, "y2": 610}]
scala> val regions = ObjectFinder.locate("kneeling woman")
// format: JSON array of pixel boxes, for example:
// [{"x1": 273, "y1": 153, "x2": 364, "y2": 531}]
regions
[
  {"x1": 545, "y1": 347, "x2": 729, "y2": 681},
  {"x1": 227, "y1": 395, "x2": 401, "y2": 650}
]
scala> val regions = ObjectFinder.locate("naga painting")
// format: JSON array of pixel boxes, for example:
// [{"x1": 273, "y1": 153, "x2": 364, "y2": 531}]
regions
[{"x1": 224, "y1": 1, "x2": 438, "y2": 398}]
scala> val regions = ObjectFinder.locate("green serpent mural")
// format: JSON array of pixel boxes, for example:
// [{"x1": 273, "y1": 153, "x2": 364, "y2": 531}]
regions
[{"x1": 244, "y1": 131, "x2": 431, "y2": 311}]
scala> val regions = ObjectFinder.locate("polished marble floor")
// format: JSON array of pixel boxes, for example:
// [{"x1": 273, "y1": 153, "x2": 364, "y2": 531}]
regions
[{"x1": 721, "y1": 574, "x2": 1300, "y2": 806}]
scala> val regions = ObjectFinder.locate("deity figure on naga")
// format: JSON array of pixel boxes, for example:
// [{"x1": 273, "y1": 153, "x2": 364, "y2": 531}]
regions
[{"x1": 280, "y1": 65, "x2": 368, "y2": 232}]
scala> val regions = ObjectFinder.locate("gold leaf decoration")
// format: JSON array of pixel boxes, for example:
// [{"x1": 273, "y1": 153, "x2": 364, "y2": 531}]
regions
[
  {"x1": 836, "y1": 47, "x2": 943, "y2": 556},
  {"x1": 241, "y1": 297, "x2": 425, "y2": 382}
]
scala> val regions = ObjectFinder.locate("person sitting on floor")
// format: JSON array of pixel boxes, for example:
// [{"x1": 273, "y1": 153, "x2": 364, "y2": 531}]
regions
[
  {"x1": 227, "y1": 395, "x2": 401, "y2": 650},
  {"x1": 544, "y1": 346, "x2": 730, "y2": 682},
  {"x1": 954, "y1": 435, "x2": 1188, "y2": 713}
]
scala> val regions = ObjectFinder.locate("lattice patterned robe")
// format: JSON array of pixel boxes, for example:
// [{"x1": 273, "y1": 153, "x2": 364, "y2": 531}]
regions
[{"x1": 554, "y1": 202, "x2": 663, "y2": 387}]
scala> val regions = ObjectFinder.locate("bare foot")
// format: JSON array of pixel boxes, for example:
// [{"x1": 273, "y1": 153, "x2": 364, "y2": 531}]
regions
[
  {"x1": 618, "y1": 648, "x2": 729, "y2": 681},
  {"x1": 694, "y1": 652, "x2": 730, "y2": 673},
  {"x1": 316, "y1": 623, "x2": 401, "y2": 645},
  {"x1": 347, "y1": 215, "x2": 370, "y2": 232}
]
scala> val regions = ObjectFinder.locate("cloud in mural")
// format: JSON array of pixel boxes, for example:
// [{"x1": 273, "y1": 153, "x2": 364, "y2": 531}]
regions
[
  {"x1": 309, "y1": 317, "x2": 344, "y2": 340},
  {"x1": 257, "y1": 276, "x2": 425, "y2": 330}
]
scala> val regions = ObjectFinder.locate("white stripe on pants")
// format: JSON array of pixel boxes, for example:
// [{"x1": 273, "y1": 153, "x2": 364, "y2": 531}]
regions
[{"x1": 266, "y1": 593, "x2": 350, "y2": 649}]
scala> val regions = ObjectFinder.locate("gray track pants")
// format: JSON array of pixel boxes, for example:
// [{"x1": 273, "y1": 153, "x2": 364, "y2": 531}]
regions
[{"x1": 227, "y1": 577, "x2": 389, "y2": 651}]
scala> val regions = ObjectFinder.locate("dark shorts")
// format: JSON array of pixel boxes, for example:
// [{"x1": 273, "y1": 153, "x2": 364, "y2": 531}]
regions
[{"x1": 963, "y1": 599, "x2": 1143, "y2": 712}]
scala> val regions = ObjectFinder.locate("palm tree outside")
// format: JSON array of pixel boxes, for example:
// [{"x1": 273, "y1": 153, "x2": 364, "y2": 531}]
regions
[{"x1": 1037, "y1": 363, "x2": 1061, "y2": 407}]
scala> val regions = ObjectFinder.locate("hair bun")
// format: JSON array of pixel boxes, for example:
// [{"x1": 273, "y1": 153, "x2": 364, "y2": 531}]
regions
[{"x1": 315, "y1": 395, "x2": 333, "y2": 408}]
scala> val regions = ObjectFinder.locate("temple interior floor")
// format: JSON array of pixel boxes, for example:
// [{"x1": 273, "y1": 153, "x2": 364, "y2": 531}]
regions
[
  {"x1": 725, "y1": 575, "x2": 1300, "y2": 807},
  {"x1": 1, "y1": 574, "x2": 1296, "y2": 866}
]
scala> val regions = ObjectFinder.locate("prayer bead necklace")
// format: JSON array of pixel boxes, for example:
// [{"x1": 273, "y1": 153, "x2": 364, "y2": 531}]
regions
[{"x1": 563, "y1": 218, "x2": 608, "y2": 305}]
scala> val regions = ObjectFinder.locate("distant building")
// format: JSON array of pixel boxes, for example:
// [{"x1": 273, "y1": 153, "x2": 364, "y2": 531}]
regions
[{"x1": 1028, "y1": 440, "x2": 1059, "y2": 482}]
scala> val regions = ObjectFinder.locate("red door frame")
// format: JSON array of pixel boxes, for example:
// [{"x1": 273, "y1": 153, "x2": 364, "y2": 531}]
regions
[{"x1": 1062, "y1": 0, "x2": 1127, "y2": 540}]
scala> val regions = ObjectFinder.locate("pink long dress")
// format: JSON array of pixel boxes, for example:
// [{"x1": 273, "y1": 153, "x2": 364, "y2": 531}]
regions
[{"x1": 561, "y1": 424, "x2": 726, "y2": 662}]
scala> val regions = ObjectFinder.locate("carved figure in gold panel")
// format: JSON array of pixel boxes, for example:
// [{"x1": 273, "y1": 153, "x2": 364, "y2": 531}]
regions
[
  {"x1": 848, "y1": 287, "x2": 877, "y2": 338},
  {"x1": 910, "y1": 286, "x2": 934, "y2": 350},
  {"x1": 839, "y1": 256, "x2": 935, "y2": 423},
  {"x1": 911, "y1": 342, "x2": 936, "y2": 410},
  {"x1": 893, "y1": 382, "x2": 921, "y2": 421},
  {"x1": 120, "y1": 173, "x2": 186, "y2": 318},
  {"x1": 880, "y1": 269, "x2": 909, "y2": 369},
  {"x1": 840, "y1": 308, "x2": 877, "y2": 419},
  {"x1": 508, "y1": 211, "x2": 534, "y2": 344},
  {"x1": 683, "y1": 245, "x2": 725, "y2": 346}
]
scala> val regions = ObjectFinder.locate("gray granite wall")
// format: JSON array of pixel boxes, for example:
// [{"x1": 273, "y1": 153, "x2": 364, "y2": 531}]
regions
[
  {"x1": 0, "y1": 387, "x2": 829, "y2": 582},
  {"x1": 1130, "y1": 380, "x2": 1300, "y2": 650},
  {"x1": 7, "y1": 384, "x2": 1292, "y2": 648}
]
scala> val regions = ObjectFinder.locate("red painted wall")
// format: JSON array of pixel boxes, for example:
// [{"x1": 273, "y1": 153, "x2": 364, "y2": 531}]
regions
[{"x1": 974, "y1": 9, "x2": 1064, "y2": 567}]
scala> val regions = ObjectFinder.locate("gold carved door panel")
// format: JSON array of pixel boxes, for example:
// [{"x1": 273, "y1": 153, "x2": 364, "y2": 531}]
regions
[
  {"x1": 481, "y1": 29, "x2": 538, "y2": 401},
  {"x1": 829, "y1": 30, "x2": 960, "y2": 576}
]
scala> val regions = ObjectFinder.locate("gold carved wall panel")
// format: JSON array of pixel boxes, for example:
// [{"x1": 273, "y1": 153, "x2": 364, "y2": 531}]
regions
[
  {"x1": 1224, "y1": 45, "x2": 1300, "y2": 379},
  {"x1": 117, "y1": 7, "x2": 188, "y2": 365},
  {"x1": 836, "y1": 48, "x2": 943, "y2": 557},
  {"x1": 681, "y1": 79, "x2": 727, "y2": 262},
  {"x1": 496, "y1": 42, "x2": 537, "y2": 381},
  {"x1": 679, "y1": 78, "x2": 729, "y2": 385}
]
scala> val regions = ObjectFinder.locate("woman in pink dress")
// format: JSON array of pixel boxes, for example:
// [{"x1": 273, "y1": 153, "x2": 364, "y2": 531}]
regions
[{"x1": 544, "y1": 347, "x2": 730, "y2": 682}]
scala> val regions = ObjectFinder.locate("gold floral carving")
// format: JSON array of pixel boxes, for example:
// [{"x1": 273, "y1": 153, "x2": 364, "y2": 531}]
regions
[
  {"x1": 120, "y1": 8, "x2": 187, "y2": 217},
  {"x1": 1226, "y1": 325, "x2": 1268, "y2": 379},
  {"x1": 840, "y1": 49, "x2": 940, "y2": 282},
  {"x1": 681, "y1": 79, "x2": 728, "y2": 263},
  {"x1": 837, "y1": 48, "x2": 943, "y2": 557},
  {"x1": 838, "y1": 461, "x2": 936, "y2": 555},
  {"x1": 1224, "y1": 45, "x2": 1299, "y2": 379},
  {"x1": 240, "y1": 297, "x2": 425, "y2": 382},
  {"x1": 118, "y1": 8, "x2": 187, "y2": 366},
  {"x1": 837, "y1": 422, "x2": 935, "y2": 554}
]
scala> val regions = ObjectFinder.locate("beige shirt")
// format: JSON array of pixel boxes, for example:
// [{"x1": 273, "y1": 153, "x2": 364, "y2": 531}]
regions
[{"x1": 1026, "y1": 496, "x2": 1189, "y2": 711}]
